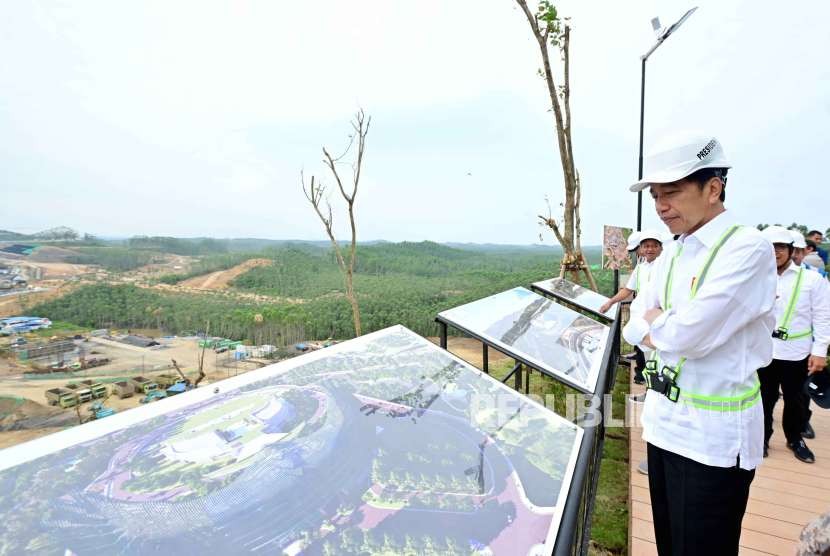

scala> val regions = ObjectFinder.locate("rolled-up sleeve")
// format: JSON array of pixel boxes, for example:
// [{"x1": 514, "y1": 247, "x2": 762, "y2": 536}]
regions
[
  {"x1": 649, "y1": 239, "x2": 776, "y2": 360},
  {"x1": 622, "y1": 257, "x2": 663, "y2": 348}
]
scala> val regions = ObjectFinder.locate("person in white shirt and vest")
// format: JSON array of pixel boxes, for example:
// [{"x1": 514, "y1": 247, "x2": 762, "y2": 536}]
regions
[
  {"x1": 789, "y1": 228, "x2": 824, "y2": 439},
  {"x1": 623, "y1": 132, "x2": 777, "y2": 555},
  {"x1": 601, "y1": 229, "x2": 664, "y2": 384},
  {"x1": 758, "y1": 226, "x2": 830, "y2": 462}
]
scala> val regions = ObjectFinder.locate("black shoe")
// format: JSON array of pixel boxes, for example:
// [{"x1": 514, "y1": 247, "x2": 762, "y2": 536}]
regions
[
  {"x1": 802, "y1": 422, "x2": 816, "y2": 439},
  {"x1": 763, "y1": 444, "x2": 769, "y2": 458},
  {"x1": 634, "y1": 375, "x2": 645, "y2": 385},
  {"x1": 788, "y1": 440, "x2": 815, "y2": 464}
]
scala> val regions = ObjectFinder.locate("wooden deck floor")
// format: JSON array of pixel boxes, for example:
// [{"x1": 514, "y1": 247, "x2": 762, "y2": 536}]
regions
[{"x1": 627, "y1": 373, "x2": 830, "y2": 555}]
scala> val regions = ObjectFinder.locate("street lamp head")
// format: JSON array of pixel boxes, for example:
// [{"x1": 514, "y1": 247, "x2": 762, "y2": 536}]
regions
[
  {"x1": 651, "y1": 17, "x2": 663, "y2": 38},
  {"x1": 642, "y1": 7, "x2": 698, "y2": 60}
]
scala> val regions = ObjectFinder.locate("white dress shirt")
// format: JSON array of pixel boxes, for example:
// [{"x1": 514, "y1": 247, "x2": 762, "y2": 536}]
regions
[
  {"x1": 623, "y1": 210, "x2": 777, "y2": 470},
  {"x1": 772, "y1": 261, "x2": 830, "y2": 361},
  {"x1": 625, "y1": 259, "x2": 654, "y2": 293}
]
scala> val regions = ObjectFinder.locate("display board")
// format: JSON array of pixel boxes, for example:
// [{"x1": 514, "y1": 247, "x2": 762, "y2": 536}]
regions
[
  {"x1": 437, "y1": 288, "x2": 609, "y2": 394},
  {"x1": 0, "y1": 325, "x2": 582, "y2": 556},
  {"x1": 602, "y1": 225, "x2": 634, "y2": 271},
  {"x1": 532, "y1": 277, "x2": 616, "y2": 322}
]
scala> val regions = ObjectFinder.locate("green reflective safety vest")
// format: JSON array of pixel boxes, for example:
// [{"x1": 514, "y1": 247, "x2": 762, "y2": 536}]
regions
[
  {"x1": 776, "y1": 266, "x2": 813, "y2": 341},
  {"x1": 645, "y1": 224, "x2": 762, "y2": 411}
]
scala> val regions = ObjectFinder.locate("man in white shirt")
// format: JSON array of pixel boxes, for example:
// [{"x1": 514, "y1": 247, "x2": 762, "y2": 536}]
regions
[
  {"x1": 623, "y1": 132, "x2": 777, "y2": 554},
  {"x1": 790, "y1": 229, "x2": 823, "y2": 439},
  {"x1": 758, "y1": 226, "x2": 830, "y2": 463},
  {"x1": 601, "y1": 230, "x2": 664, "y2": 384}
]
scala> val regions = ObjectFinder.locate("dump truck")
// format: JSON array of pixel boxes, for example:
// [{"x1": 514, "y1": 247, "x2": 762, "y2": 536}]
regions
[
  {"x1": 78, "y1": 380, "x2": 108, "y2": 399},
  {"x1": 45, "y1": 388, "x2": 78, "y2": 408},
  {"x1": 130, "y1": 376, "x2": 159, "y2": 394},
  {"x1": 154, "y1": 373, "x2": 182, "y2": 388},
  {"x1": 64, "y1": 383, "x2": 93, "y2": 403},
  {"x1": 113, "y1": 381, "x2": 134, "y2": 399}
]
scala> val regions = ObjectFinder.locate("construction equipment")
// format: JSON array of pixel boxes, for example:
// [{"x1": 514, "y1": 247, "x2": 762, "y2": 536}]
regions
[
  {"x1": 113, "y1": 381, "x2": 133, "y2": 399},
  {"x1": 64, "y1": 383, "x2": 92, "y2": 403},
  {"x1": 166, "y1": 382, "x2": 188, "y2": 396},
  {"x1": 45, "y1": 388, "x2": 78, "y2": 408},
  {"x1": 130, "y1": 376, "x2": 159, "y2": 394},
  {"x1": 89, "y1": 401, "x2": 115, "y2": 419},
  {"x1": 171, "y1": 358, "x2": 205, "y2": 390},
  {"x1": 78, "y1": 379, "x2": 108, "y2": 399},
  {"x1": 140, "y1": 390, "x2": 167, "y2": 404},
  {"x1": 154, "y1": 373, "x2": 182, "y2": 388}
]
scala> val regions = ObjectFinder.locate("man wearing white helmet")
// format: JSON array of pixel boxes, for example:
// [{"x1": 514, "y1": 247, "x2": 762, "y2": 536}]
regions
[
  {"x1": 790, "y1": 230, "x2": 808, "y2": 266},
  {"x1": 622, "y1": 132, "x2": 777, "y2": 554},
  {"x1": 758, "y1": 225, "x2": 830, "y2": 463},
  {"x1": 601, "y1": 229, "x2": 664, "y2": 384}
]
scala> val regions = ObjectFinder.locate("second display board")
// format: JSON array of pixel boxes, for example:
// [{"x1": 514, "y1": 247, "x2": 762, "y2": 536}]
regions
[{"x1": 437, "y1": 287, "x2": 610, "y2": 394}]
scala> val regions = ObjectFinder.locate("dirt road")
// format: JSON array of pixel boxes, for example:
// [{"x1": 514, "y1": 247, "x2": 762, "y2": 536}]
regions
[
  {"x1": 426, "y1": 336, "x2": 509, "y2": 369},
  {"x1": 179, "y1": 258, "x2": 272, "y2": 290}
]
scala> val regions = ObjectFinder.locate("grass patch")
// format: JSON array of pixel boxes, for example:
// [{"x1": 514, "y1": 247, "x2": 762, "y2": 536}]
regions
[
  {"x1": 590, "y1": 353, "x2": 631, "y2": 554},
  {"x1": 487, "y1": 350, "x2": 630, "y2": 553}
]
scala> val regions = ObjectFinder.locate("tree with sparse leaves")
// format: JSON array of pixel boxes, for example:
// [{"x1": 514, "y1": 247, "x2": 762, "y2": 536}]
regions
[
  {"x1": 515, "y1": 0, "x2": 597, "y2": 290},
  {"x1": 302, "y1": 110, "x2": 370, "y2": 337}
]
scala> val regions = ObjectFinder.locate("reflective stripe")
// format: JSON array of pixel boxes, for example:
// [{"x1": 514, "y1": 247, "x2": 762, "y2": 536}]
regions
[
  {"x1": 662, "y1": 247, "x2": 684, "y2": 310},
  {"x1": 680, "y1": 382, "x2": 762, "y2": 412},
  {"x1": 786, "y1": 329, "x2": 813, "y2": 340},
  {"x1": 777, "y1": 266, "x2": 813, "y2": 341},
  {"x1": 635, "y1": 265, "x2": 641, "y2": 291},
  {"x1": 780, "y1": 266, "x2": 804, "y2": 330},
  {"x1": 649, "y1": 225, "x2": 748, "y2": 409},
  {"x1": 691, "y1": 224, "x2": 742, "y2": 295}
]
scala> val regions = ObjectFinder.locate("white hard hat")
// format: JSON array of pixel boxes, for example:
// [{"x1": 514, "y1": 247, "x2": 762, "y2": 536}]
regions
[
  {"x1": 790, "y1": 230, "x2": 807, "y2": 249},
  {"x1": 631, "y1": 131, "x2": 731, "y2": 192},
  {"x1": 638, "y1": 229, "x2": 664, "y2": 245},
  {"x1": 761, "y1": 225, "x2": 794, "y2": 245},
  {"x1": 627, "y1": 231, "x2": 641, "y2": 251}
]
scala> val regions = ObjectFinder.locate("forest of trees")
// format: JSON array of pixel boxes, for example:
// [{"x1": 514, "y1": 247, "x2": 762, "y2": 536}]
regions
[
  {"x1": 33, "y1": 242, "x2": 615, "y2": 342},
  {"x1": 65, "y1": 247, "x2": 164, "y2": 271}
]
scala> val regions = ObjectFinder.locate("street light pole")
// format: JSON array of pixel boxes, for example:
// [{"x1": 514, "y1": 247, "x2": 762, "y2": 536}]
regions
[{"x1": 636, "y1": 7, "x2": 698, "y2": 231}]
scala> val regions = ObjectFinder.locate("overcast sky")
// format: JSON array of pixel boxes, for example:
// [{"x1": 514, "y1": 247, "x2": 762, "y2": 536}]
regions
[{"x1": 2, "y1": 0, "x2": 828, "y2": 244}]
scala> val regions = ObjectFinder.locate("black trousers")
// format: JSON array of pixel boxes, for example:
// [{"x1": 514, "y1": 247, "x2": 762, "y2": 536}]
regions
[
  {"x1": 634, "y1": 346, "x2": 646, "y2": 382},
  {"x1": 647, "y1": 443, "x2": 755, "y2": 555},
  {"x1": 758, "y1": 357, "x2": 808, "y2": 445}
]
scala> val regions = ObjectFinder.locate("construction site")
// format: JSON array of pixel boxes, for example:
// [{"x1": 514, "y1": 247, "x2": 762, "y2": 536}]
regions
[{"x1": 0, "y1": 327, "x2": 300, "y2": 449}]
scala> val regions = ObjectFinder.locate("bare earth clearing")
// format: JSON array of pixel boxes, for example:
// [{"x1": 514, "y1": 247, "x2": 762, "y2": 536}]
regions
[{"x1": 179, "y1": 258, "x2": 272, "y2": 290}]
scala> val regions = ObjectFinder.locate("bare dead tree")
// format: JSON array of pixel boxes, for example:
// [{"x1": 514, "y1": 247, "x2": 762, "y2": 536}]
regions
[
  {"x1": 516, "y1": 0, "x2": 597, "y2": 290},
  {"x1": 302, "y1": 110, "x2": 370, "y2": 337}
]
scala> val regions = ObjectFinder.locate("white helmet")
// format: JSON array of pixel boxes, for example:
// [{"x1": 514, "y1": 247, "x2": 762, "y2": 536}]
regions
[
  {"x1": 638, "y1": 229, "x2": 664, "y2": 245},
  {"x1": 631, "y1": 131, "x2": 731, "y2": 192},
  {"x1": 761, "y1": 225, "x2": 795, "y2": 245},
  {"x1": 790, "y1": 230, "x2": 807, "y2": 249},
  {"x1": 627, "y1": 231, "x2": 642, "y2": 251}
]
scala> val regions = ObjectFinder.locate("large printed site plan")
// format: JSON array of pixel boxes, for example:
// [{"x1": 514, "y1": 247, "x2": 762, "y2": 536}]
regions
[{"x1": 0, "y1": 326, "x2": 582, "y2": 556}]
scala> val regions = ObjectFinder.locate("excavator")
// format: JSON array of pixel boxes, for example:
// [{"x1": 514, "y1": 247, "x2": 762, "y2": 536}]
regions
[{"x1": 168, "y1": 358, "x2": 206, "y2": 395}]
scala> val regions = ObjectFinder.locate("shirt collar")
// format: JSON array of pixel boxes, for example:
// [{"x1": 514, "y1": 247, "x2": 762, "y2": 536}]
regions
[
  {"x1": 680, "y1": 209, "x2": 736, "y2": 248},
  {"x1": 783, "y1": 260, "x2": 800, "y2": 275}
]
